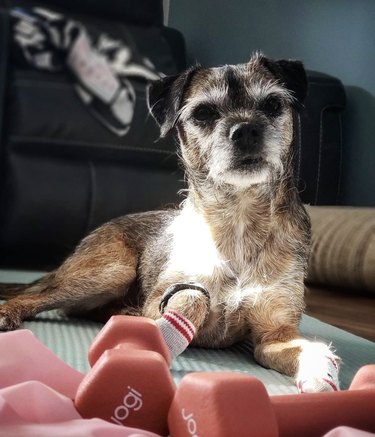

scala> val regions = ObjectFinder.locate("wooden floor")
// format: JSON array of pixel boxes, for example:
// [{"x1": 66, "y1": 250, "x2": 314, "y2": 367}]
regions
[{"x1": 305, "y1": 286, "x2": 375, "y2": 342}]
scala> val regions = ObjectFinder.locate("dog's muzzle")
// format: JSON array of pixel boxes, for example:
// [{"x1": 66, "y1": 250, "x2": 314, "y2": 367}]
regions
[
  {"x1": 230, "y1": 122, "x2": 265, "y2": 168},
  {"x1": 230, "y1": 122, "x2": 263, "y2": 153}
]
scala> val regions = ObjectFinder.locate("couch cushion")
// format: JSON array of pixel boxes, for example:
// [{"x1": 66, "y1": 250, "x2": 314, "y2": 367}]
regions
[
  {"x1": 7, "y1": 69, "x2": 178, "y2": 167},
  {"x1": 6, "y1": 8, "x2": 185, "y2": 164},
  {"x1": 0, "y1": 153, "x2": 183, "y2": 267}
]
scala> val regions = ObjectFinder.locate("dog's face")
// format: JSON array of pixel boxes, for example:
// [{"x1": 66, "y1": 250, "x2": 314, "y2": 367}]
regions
[{"x1": 148, "y1": 54, "x2": 307, "y2": 189}]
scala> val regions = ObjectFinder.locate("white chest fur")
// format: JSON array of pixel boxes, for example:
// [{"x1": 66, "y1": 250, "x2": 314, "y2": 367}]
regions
[
  {"x1": 163, "y1": 202, "x2": 264, "y2": 308},
  {"x1": 164, "y1": 202, "x2": 232, "y2": 279}
]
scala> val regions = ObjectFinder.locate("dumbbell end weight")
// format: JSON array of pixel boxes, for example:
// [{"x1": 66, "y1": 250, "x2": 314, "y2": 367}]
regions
[
  {"x1": 168, "y1": 372, "x2": 278, "y2": 437},
  {"x1": 350, "y1": 365, "x2": 375, "y2": 391},
  {"x1": 75, "y1": 348, "x2": 175, "y2": 436},
  {"x1": 88, "y1": 316, "x2": 172, "y2": 367}
]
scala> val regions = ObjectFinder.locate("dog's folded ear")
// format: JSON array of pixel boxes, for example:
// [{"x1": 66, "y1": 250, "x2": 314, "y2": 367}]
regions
[
  {"x1": 147, "y1": 65, "x2": 201, "y2": 137},
  {"x1": 260, "y1": 57, "x2": 308, "y2": 107}
]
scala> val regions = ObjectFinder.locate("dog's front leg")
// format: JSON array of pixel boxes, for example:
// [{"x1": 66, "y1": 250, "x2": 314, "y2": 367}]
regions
[
  {"x1": 253, "y1": 329, "x2": 340, "y2": 392},
  {"x1": 144, "y1": 284, "x2": 211, "y2": 359},
  {"x1": 248, "y1": 293, "x2": 340, "y2": 393},
  {"x1": 0, "y1": 222, "x2": 138, "y2": 330}
]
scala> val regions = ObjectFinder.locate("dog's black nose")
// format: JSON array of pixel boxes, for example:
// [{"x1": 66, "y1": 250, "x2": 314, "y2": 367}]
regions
[{"x1": 230, "y1": 123, "x2": 260, "y2": 151}]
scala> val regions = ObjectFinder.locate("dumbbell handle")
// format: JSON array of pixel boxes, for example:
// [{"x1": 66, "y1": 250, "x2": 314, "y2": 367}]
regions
[{"x1": 272, "y1": 389, "x2": 375, "y2": 437}]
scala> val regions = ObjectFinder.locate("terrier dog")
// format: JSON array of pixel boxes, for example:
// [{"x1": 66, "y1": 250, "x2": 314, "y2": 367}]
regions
[{"x1": 0, "y1": 54, "x2": 340, "y2": 392}]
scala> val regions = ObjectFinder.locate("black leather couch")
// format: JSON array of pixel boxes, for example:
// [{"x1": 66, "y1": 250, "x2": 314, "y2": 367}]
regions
[{"x1": 0, "y1": 0, "x2": 346, "y2": 269}]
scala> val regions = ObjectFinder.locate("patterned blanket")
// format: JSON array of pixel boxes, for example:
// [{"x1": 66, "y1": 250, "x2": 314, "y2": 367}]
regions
[{"x1": 11, "y1": 7, "x2": 161, "y2": 136}]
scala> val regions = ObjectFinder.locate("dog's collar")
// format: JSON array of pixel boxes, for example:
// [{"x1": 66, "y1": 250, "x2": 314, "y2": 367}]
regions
[{"x1": 159, "y1": 282, "x2": 210, "y2": 314}]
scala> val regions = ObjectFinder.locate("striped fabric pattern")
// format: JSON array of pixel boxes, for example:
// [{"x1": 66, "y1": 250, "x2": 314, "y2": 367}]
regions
[
  {"x1": 162, "y1": 310, "x2": 196, "y2": 343},
  {"x1": 156, "y1": 310, "x2": 196, "y2": 359},
  {"x1": 306, "y1": 206, "x2": 375, "y2": 292}
]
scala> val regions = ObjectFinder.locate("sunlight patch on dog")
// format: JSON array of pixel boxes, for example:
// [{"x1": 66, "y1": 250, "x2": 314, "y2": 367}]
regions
[
  {"x1": 226, "y1": 284, "x2": 263, "y2": 312},
  {"x1": 164, "y1": 201, "x2": 226, "y2": 277}
]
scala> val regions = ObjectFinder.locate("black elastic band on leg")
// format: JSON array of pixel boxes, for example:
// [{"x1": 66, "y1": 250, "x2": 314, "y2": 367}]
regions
[{"x1": 159, "y1": 282, "x2": 210, "y2": 314}]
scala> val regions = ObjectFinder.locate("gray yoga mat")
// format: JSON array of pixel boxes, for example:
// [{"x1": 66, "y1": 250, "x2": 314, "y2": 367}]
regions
[{"x1": 1, "y1": 269, "x2": 374, "y2": 394}]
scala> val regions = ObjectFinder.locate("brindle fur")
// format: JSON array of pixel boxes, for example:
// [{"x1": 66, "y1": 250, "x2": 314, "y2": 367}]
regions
[{"x1": 0, "y1": 54, "x2": 329, "y2": 379}]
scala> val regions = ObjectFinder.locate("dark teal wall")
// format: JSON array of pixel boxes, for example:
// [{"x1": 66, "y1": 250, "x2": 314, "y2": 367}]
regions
[{"x1": 169, "y1": 0, "x2": 375, "y2": 206}]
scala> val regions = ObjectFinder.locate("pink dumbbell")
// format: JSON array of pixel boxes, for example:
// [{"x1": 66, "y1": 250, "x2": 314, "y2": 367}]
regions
[
  {"x1": 74, "y1": 315, "x2": 176, "y2": 436},
  {"x1": 168, "y1": 365, "x2": 375, "y2": 437}
]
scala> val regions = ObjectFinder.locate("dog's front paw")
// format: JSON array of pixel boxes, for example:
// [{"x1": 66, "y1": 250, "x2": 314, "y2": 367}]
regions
[
  {"x1": 297, "y1": 374, "x2": 339, "y2": 393},
  {"x1": 297, "y1": 343, "x2": 340, "y2": 393},
  {"x1": 0, "y1": 306, "x2": 23, "y2": 331}
]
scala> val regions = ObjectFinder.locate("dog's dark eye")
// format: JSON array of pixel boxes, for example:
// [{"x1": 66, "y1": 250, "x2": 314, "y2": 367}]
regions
[
  {"x1": 192, "y1": 105, "x2": 219, "y2": 123},
  {"x1": 261, "y1": 97, "x2": 283, "y2": 117}
]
